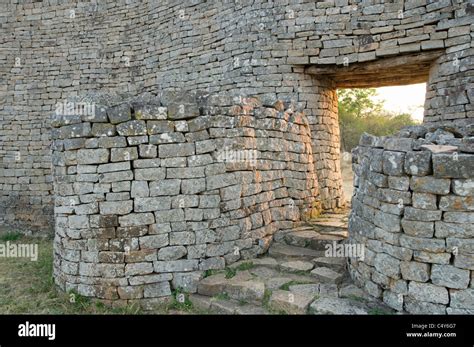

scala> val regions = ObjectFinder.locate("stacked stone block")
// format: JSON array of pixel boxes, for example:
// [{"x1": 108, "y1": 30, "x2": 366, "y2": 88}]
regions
[
  {"x1": 51, "y1": 92, "x2": 319, "y2": 304},
  {"x1": 3, "y1": 1, "x2": 472, "y2": 231},
  {"x1": 348, "y1": 125, "x2": 474, "y2": 314}
]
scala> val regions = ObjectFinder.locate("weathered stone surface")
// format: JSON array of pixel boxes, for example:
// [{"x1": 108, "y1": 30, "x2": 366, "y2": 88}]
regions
[
  {"x1": 410, "y1": 176, "x2": 450, "y2": 195},
  {"x1": 404, "y1": 151, "x2": 431, "y2": 176},
  {"x1": 77, "y1": 149, "x2": 109, "y2": 164},
  {"x1": 99, "y1": 200, "x2": 133, "y2": 215},
  {"x1": 269, "y1": 290, "x2": 314, "y2": 314},
  {"x1": 125, "y1": 262, "x2": 154, "y2": 276},
  {"x1": 139, "y1": 144, "x2": 157, "y2": 158},
  {"x1": 168, "y1": 102, "x2": 200, "y2": 120},
  {"x1": 432, "y1": 153, "x2": 473, "y2": 178},
  {"x1": 401, "y1": 219, "x2": 434, "y2": 238},
  {"x1": 413, "y1": 251, "x2": 451, "y2": 265},
  {"x1": 439, "y1": 196, "x2": 474, "y2": 211},
  {"x1": 135, "y1": 168, "x2": 166, "y2": 181},
  {"x1": 111, "y1": 147, "x2": 138, "y2": 162},
  {"x1": 431, "y1": 264, "x2": 470, "y2": 289},
  {"x1": 119, "y1": 212, "x2": 155, "y2": 226},
  {"x1": 131, "y1": 181, "x2": 150, "y2": 198},
  {"x1": 280, "y1": 260, "x2": 314, "y2": 273},
  {"x1": 449, "y1": 289, "x2": 474, "y2": 309},
  {"x1": 400, "y1": 235, "x2": 445, "y2": 252},
  {"x1": 159, "y1": 143, "x2": 195, "y2": 158},
  {"x1": 452, "y1": 179, "x2": 474, "y2": 196},
  {"x1": 289, "y1": 284, "x2": 320, "y2": 297},
  {"x1": 400, "y1": 261, "x2": 430, "y2": 282},
  {"x1": 107, "y1": 104, "x2": 132, "y2": 124},
  {"x1": 408, "y1": 282, "x2": 449, "y2": 304},
  {"x1": 339, "y1": 284, "x2": 366, "y2": 299},
  {"x1": 412, "y1": 193, "x2": 437, "y2": 210},
  {"x1": 309, "y1": 298, "x2": 368, "y2": 315},
  {"x1": 143, "y1": 281, "x2": 172, "y2": 298},
  {"x1": 116, "y1": 120, "x2": 147, "y2": 136},
  {"x1": 140, "y1": 234, "x2": 169, "y2": 249},
  {"x1": 91, "y1": 123, "x2": 116, "y2": 137},
  {"x1": 444, "y1": 212, "x2": 474, "y2": 224},
  {"x1": 404, "y1": 297, "x2": 446, "y2": 314},
  {"x1": 437, "y1": 220, "x2": 474, "y2": 238},
  {"x1": 312, "y1": 257, "x2": 346, "y2": 272},
  {"x1": 382, "y1": 151, "x2": 405, "y2": 176},
  {"x1": 374, "y1": 253, "x2": 400, "y2": 279},
  {"x1": 154, "y1": 260, "x2": 199, "y2": 273},
  {"x1": 403, "y1": 207, "x2": 442, "y2": 222},
  {"x1": 172, "y1": 271, "x2": 203, "y2": 293},
  {"x1": 310, "y1": 267, "x2": 343, "y2": 284}
]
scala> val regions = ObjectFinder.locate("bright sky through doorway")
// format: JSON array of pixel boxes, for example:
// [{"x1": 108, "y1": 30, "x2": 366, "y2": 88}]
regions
[{"x1": 373, "y1": 83, "x2": 426, "y2": 122}]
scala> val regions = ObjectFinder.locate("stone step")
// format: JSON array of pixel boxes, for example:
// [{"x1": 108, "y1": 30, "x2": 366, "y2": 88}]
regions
[
  {"x1": 279, "y1": 260, "x2": 314, "y2": 273},
  {"x1": 269, "y1": 290, "x2": 314, "y2": 314},
  {"x1": 308, "y1": 212, "x2": 350, "y2": 235},
  {"x1": 309, "y1": 297, "x2": 369, "y2": 315},
  {"x1": 197, "y1": 271, "x2": 266, "y2": 304},
  {"x1": 310, "y1": 266, "x2": 344, "y2": 284},
  {"x1": 312, "y1": 256, "x2": 347, "y2": 272},
  {"x1": 281, "y1": 230, "x2": 347, "y2": 251},
  {"x1": 268, "y1": 243, "x2": 324, "y2": 261},
  {"x1": 189, "y1": 294, "x2": 269, "y2": 315}
]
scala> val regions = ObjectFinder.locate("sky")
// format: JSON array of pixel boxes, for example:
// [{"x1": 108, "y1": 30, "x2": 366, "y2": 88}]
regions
[{"x1": 373, "y1": 83, "x2": 426, "y2": 122}]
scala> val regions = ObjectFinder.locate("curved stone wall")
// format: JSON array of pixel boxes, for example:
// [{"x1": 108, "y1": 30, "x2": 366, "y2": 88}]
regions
[
  {"x1": 3, "y1": 0, "x2": 473, "y2": 231},
  {"x1": 51, "y1": 92, "x2": 320, "y2": 302},
  {"x1": 348, "y1": 125, "x2": 474, "y2": 314}
]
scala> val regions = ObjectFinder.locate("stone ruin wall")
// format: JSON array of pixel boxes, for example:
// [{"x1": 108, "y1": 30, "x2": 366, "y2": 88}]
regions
[
  {"x1": 2, "y1": 0, "x2": 472, "y2": 232},
  {"x1": 51, "y1": 92, "x2": 319, "y2": 302},
  {"x1": 349, "y1": 127, "x2": 474, "y2": 314},
  {"x1": 1, "y1": 0, "x2": 473, "y2": 312}
]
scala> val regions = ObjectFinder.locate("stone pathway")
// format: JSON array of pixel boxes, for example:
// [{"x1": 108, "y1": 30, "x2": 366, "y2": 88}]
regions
[{"x1": 190, "y1": 211, "x2": 395, "y2": 314}]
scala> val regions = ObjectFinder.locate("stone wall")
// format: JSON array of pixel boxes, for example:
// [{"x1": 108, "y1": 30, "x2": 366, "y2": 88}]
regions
[
  {"x1": 348, "y1": 125, "x2": 474, "y2": 314},
  {"x1": 51, "y1": 92, "x2": 320, "y2": 302},
  {"x1": 2, "y1": 0, "x2": 472, "y2": 232}
]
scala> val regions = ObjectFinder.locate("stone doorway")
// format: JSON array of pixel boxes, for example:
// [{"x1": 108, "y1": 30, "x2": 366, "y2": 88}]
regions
[{"x1": 305, "y1": 50, "x2": 442, "y2": 211}]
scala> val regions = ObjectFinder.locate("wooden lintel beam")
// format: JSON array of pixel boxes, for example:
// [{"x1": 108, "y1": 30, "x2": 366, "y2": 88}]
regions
[{"x1": 305, "y1": 50, "x2": 444, "y2": 76}]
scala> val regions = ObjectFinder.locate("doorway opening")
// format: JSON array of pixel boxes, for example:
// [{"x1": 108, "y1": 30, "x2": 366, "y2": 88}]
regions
[{"x1": 338, "y1": 84, "x2": 425, "y2": 203}]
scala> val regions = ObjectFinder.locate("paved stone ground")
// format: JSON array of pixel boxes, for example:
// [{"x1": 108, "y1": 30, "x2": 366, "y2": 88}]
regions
[{"x1": 190, "y1": 211, "x2": 396, "y2": 315}]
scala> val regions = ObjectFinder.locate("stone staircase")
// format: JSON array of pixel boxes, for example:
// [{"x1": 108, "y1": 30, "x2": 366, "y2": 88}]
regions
[{"x1": 189, "y1": 211, "x2": 395, "y2": 315}]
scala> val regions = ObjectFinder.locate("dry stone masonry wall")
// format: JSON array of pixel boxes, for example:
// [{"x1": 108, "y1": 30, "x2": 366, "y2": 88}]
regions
[
  {"x1": 51, "y1": 92, "x2": 320, "y2": 302},
  {"x1": 3, "y1": 0, "x2": 473, "y2": 231},
  {"x1": 348, "y1": 125, "x2": 474, "y2": 314}
]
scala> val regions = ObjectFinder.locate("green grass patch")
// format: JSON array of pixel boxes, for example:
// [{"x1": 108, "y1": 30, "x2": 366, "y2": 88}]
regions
[
  {"x1": 203, "y1": 269, "x2": 221, "y2": 278},
  {"x1": 224, "y1": 267, "x2": 237, "y2": 279},
  {"x1": 213, "y1": 292, "x2": 230, "y2": 301},
  {"x1": 234, "y1": 261, "x2": 254, "y2": 271},
  {"x1": 167, "y1": 288, "x2": 194, "y2": 311},
  {"x1": 0, "y1": 234, "x2": 201, "y2": 314},
  {"x1": 368, "y1": 307, "x2": 393, "y2": 315},
  {"x1": 279, "y1": 280, "x2": 312, "y2": 291},
  {"x1": 347, "y1": 295, "x2": 366, "y2": 303},
  {"x1": 262, "y1": 289, "x2": 272, "y2": 306},
  {"x1": 0, "y1": 232, "x2": 22, "y2": 242}
]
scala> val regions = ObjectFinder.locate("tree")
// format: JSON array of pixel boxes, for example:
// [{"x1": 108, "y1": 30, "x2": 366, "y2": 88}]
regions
[{"x1": 337, "y1": 88, "x2": 419, "y2": 152}]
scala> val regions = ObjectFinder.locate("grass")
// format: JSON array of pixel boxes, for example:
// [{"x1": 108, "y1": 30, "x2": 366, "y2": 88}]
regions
[
  {"x1": 234, "y1": 261, "x2": 254, "y2": 271},
  {"x1": 346, "y1": 294, "x2": 366, "y2": 303},
  {"x1": 213, "y1": 292, "x2": 230, "y2": 301},
  {"x1": 225, "y1": 267, "x2": 237, "y2": 279},
  {"x1": 262, "y1": 289, "x2": 272, "y2": 307},
  {"x1": 0, "y1": 234, "x2": 203, "y2": 314},
  {"x1": 166, "y1": 289, "x2": 194, "y2": 312},
  {"x1": 368, "y1": 307, "x2": 393, "y2": 315},
  {"x1": 203, "y1": 262, "x2": 256, "y2": 280},
  {"x1": 279, "y1": 280, "x2": 312, "y2": 291},
  {"x1": 0, "y1": 231, "x2": 22, "y2": 242}
]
